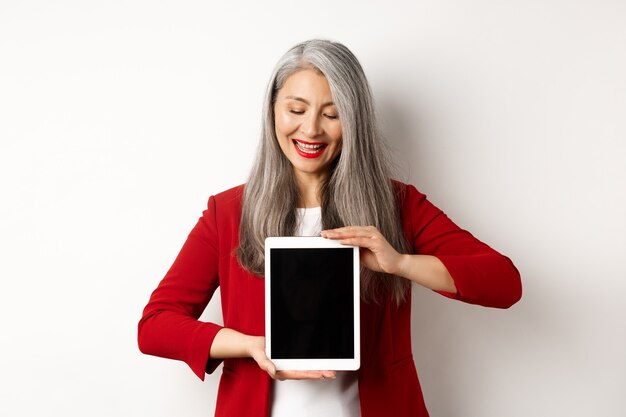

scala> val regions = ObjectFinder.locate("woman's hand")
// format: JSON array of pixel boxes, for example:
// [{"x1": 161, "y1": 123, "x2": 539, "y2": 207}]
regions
[
  {"x1": 321, "y1": 226, "x2": 403, "y2": 275},
  {"x1": 247, "y1": 336, "x2": 277, "y2": 377},
  {"x1": 321, "y1": 226, "x2": 457, "y2": 293},
  {"x1": 248, "y1": 336, "x2": 336, "y2": 381}
]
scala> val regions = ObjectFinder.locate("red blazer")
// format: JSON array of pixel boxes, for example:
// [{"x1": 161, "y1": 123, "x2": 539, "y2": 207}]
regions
[{"x1": 138, "y1": 181, "x2": 521, "y2": 417}]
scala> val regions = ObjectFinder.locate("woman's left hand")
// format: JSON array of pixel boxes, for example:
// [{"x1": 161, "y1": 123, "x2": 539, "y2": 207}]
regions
[{"x1": 321, "y1": 226, "x2": 403, "y2": 275}]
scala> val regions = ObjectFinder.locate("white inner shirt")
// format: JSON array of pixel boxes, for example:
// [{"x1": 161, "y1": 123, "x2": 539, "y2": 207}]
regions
[{"x1": 270, "y1": 206, "x2": 361, "y2": 417}]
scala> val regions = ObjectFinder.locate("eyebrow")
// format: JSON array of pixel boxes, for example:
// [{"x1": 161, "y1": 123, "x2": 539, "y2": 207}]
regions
[{"x1": 285, "y1": 95, "x2": 335, "y2": 107}]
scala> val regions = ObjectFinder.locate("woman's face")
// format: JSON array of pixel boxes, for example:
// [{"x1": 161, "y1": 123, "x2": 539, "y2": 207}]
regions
[{"x1": 274, "y1": 68, "x2": 343, "y2": 183}]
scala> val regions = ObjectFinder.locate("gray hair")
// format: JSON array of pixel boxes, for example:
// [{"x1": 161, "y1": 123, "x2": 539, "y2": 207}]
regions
[{"x1": 237, "y1": 39, "x2": 410, "y2": 304}]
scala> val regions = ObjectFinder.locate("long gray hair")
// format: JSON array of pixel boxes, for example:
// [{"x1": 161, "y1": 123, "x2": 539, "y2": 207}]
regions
[{"x1": 237, "y1": 39, "x2": 410, "y2": 304}]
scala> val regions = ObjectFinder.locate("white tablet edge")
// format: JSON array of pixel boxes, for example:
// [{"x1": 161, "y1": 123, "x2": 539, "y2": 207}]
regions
[{"x1": 264, "y1": 236, "x2": 360, "y2": 371}]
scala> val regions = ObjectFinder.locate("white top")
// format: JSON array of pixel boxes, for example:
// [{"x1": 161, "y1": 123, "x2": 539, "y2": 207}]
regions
[{"x1": 270, "y1": 206, "x2": 361, "y2": 417}]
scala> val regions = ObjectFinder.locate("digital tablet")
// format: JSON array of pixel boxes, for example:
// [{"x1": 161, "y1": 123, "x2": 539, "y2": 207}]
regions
[{"x1": 265, "y1": 237, "x2": 360, "y2": 371}]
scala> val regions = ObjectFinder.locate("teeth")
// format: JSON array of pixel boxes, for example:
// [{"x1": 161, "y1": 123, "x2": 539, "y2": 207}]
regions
[{"x1": 295, "y1": 140, "x2": 324, "y2": 151}]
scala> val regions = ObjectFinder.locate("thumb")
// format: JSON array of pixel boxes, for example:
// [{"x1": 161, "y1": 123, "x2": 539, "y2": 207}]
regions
[
  {"x1": 252, "y1": 350, "x2": 276, "y2": 378},
  {"x1": 261, "y1": 359, "x2": 277, "y2": 378}
]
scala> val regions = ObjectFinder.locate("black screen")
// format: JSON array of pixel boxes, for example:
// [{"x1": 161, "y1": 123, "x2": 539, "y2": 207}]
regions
[{"x1": 270, "y1": 248, "x2": 354, "y2": 359}]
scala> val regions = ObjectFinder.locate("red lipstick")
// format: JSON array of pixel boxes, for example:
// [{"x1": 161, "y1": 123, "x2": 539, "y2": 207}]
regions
[{"x1": 292, "y1": 139, "x2": 327, "y2": 159}]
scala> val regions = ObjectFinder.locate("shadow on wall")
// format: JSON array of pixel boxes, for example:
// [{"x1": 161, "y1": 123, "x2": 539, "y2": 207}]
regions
[
  {"x1": 376, "y1": 96, "x2": 547, "y2": 415},
  {"x1": 376, "y1": 95, "x2": 418, "y2": 184},
  {"x1": 410, "y1": 278, "x2": 560, "y2": 416}
]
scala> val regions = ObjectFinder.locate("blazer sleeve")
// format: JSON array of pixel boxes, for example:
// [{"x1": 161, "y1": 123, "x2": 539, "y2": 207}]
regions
[
  {"x1": 405, "y1": 184, "x2": 522, "y2": 308},
  {"x1": 137, "y1": 195, "x2": 224, "y2": 380}
]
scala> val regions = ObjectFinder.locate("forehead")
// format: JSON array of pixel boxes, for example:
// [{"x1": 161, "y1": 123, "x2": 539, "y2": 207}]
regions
[{"x1": 277, "y1": 69, "x2": 334, "y2": 103}]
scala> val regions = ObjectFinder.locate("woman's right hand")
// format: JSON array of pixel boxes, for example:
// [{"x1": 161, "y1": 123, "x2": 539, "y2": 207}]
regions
[
  {"x1": 247, "y1": 336, "x2": 336, "y2": 381},
  {"x1": 211, "y1": 329, "x2": 335, "y2": 380},
  {"x1": 247, "y1": 336, "x2": 277, "y2": 377}
]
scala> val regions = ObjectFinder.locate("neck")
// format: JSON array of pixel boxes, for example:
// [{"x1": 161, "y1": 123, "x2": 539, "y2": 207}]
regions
[{"x1": 293, "y1": 170, "x2": 326, "y2": 208}]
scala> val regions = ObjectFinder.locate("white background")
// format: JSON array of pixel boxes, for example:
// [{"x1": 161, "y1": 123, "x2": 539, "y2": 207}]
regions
[{"x1": 1, "y1": 1, "x2": 625, "y2": 416}]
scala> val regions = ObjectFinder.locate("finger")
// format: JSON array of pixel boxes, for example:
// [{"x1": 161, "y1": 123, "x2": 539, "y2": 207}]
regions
[
  {"x1": 325, "y1": 225, "x2": 375, "y2": 233},
  {"x1": 321, "y1": 226, "x2": 357, "y2": 234},
  {"x1": 322, "y1": 228, "x2": 379, "y2": 239},
  {"x1": 251, "y1": 352, "x2": 277, "y2": 378},
  {"x1": 260, "y1": 360, "x2": 277, "y2": 378},
  {"x1": 321, "y1": 370, "x2": 337, "y2": 379},
  {"x1": 275, "y1": 370, "x2": 331, "y2": 380},
  {"x1": 337, "y1": 236, "x2": 382, "y2": 249},
  {"x1": 322, "y1": 225, "x2": 376, "y2": 234}
]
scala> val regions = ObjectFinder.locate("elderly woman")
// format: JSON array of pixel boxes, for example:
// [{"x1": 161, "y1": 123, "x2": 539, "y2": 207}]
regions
[{"x1": 138, "y1": 39, "x2": 522, "y2": 417}]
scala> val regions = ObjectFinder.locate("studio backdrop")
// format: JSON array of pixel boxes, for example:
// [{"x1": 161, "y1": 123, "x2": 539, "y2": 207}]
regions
[{"x1": 1, "y1": 1, "x2": 624, "y2": 416}]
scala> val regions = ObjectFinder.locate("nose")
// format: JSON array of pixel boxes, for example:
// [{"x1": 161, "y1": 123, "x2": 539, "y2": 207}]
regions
[{"x1": 300, "y1": 113, "x2": 323, "y2": 137}]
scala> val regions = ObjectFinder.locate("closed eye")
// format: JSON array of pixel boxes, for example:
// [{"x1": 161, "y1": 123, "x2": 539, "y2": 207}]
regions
[
  {"x1": 324, "y1": 114, "x2": 338, "y2": 120},
  {"x1": 289, "y1": 109, "x2": 304, "y2": 115}
]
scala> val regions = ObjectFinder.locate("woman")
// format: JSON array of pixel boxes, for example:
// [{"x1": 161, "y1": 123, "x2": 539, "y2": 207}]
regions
[{"x1": 138, "y1": 39, "x2": 522, "y2": 417}]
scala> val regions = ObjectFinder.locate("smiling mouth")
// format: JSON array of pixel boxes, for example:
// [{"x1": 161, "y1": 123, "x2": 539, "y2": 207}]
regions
[{"x1": 292, "y1": 139, "x2": 328, "y2": 158}]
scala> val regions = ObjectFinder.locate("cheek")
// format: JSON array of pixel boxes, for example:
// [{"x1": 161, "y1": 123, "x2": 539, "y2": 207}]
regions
[
  {"x1": 275, "y1": 112, "x2": 297, "y2": 137},
  {"x1": 330, "y1": 125, "x2": 343, "y2": 144}
]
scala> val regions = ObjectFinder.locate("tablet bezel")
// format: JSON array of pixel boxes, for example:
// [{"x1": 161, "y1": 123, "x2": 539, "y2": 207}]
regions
[{"x1": 265, "y1": 236, "x2": 360, "y2": 371}]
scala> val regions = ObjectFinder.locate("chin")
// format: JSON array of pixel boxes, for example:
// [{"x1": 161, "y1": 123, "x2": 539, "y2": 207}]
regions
[{"x1": 293, "y1": 163, "x2": 326, "y2": 175}]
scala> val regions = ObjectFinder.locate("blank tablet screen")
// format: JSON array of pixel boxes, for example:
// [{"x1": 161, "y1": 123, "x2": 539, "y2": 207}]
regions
[{"x1": 270, "y1": 248, "x2": 354, "y2": 359}]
